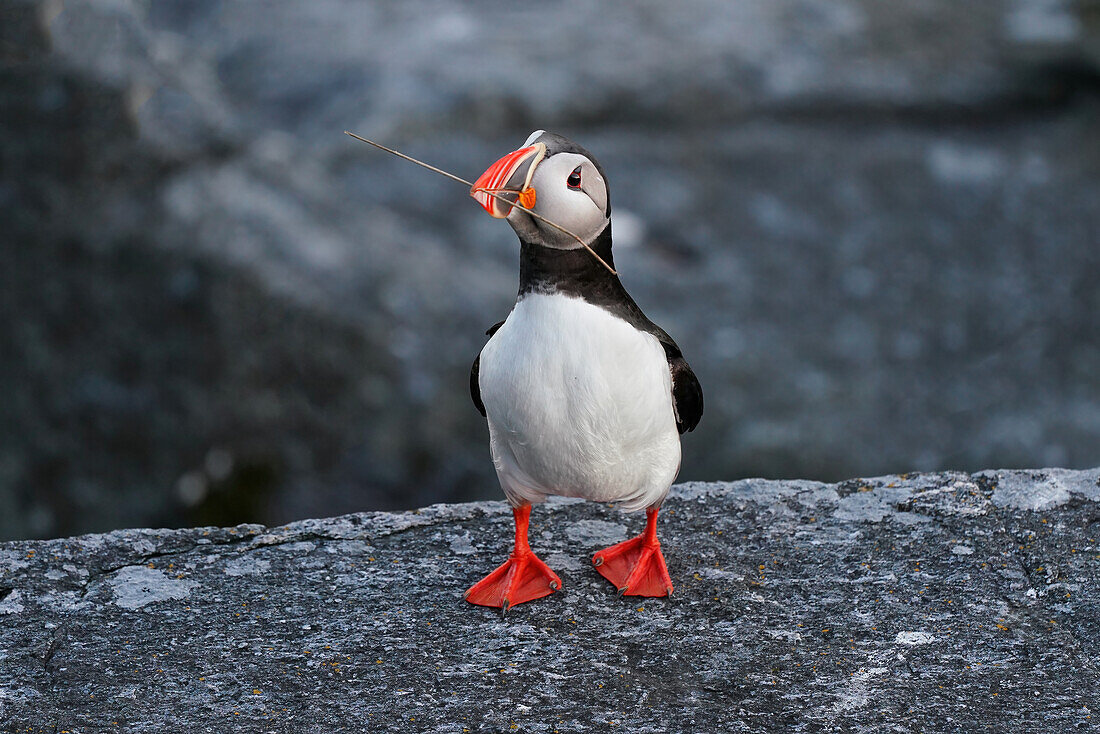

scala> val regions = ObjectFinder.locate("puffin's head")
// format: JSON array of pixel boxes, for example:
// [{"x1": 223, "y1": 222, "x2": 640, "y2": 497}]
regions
[{"x1": 471, "y1": 130, "x2": 610, "y2": 249}]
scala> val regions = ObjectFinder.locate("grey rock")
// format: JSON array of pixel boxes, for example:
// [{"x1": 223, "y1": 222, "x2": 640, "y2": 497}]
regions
[
  {"x1": 2, "y1": 468, "x2": 1099, "y2": 731},
  {"x1": 3, "y1": 0, "x2": 1100, "y2": 541}
]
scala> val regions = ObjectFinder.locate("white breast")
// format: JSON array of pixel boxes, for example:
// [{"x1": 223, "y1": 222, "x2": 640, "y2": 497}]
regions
[{"x1": 478, "y1": 293, "x2": 681, "y2": 510}]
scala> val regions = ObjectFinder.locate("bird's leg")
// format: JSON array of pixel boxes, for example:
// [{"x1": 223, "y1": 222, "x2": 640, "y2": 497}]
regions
[
  {"x1": 464, "y1": 504, "x2": 562, "y2": 610},
  {"x1": 592, "y1": 506, "x2": 673, "y2": 597}
]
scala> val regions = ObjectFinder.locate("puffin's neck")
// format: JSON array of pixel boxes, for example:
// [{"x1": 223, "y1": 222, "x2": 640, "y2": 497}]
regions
[{"x1": 518, "y1": 225, "x2": 619, "y2": 299}]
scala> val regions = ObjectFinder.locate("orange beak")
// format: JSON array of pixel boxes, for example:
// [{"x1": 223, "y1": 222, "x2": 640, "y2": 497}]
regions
[{"x1": 470, "y1": 142, "x2": 546, "y2": 218}]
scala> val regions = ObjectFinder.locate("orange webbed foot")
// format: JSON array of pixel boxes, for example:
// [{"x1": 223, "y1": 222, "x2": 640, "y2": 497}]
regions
[
  {"x1": 592, "y1": 507, "x2": 673, "y2": 597},
  {"x1": 464, "y1": 550, "x2": 561, "y2": 610},
  {"x1": 464, "y1": 504, "x2": 561, "y2": 610}
]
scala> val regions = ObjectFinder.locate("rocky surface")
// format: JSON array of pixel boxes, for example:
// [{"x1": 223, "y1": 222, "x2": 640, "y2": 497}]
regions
[
  {"x1": 2, "y1": 467, "x2": 1099, "y2": 731},
  {"x1": 3, "y1": 0, "x2": 1100, "y2": 540}
]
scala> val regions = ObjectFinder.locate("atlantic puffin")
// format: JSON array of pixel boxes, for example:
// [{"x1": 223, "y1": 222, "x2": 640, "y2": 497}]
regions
[{"x1": 465, "y1": 131, "x2": 703, "y2": 610}]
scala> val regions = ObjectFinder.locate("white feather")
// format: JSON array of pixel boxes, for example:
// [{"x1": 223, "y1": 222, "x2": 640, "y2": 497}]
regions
[{"x1": 479, "y1": 293, "x2": 681, "y2": 511}]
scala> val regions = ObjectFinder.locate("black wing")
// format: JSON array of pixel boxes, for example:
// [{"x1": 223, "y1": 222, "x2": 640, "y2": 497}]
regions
[
  {"x1": 659, "y1": 339, "x2": 703, "y2": 434},
  {"x1": 470, "y1": 320, "x2": 506, "y2": 418}
]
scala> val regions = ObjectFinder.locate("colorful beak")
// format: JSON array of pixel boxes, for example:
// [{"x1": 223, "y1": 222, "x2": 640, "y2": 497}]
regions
[{"x1": 470, "y1": 143, "x2": 546, "y2": 218}]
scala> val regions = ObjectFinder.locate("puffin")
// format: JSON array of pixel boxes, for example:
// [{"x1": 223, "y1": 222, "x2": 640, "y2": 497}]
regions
[{"x1": 465, "y1": 131, "x2": 703, "y2": 610}]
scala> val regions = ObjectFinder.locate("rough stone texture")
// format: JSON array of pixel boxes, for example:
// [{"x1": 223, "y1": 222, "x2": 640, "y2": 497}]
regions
[
  {"x1": 2, "y1": 468, "x2": 1099, "y2": 731},
  {"x1": 3, "y1": 0, "x2": 1100, "y2": 541}
]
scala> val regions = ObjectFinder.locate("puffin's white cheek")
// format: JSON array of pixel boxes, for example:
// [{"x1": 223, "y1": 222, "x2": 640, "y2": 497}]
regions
[{"x1": 541, "y1": 190, "x2": 601, "y2": 235}]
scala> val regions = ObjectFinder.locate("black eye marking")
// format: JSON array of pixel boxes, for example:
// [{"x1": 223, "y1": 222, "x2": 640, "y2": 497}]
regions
[{"x1": 567, "y1": 166, "x2": 582, "y2": 189}]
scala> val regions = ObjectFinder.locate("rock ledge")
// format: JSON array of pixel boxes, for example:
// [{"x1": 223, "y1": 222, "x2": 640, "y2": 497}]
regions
[{"x1": 2, "y1": 468, "x2": 1099, "y2": 732}]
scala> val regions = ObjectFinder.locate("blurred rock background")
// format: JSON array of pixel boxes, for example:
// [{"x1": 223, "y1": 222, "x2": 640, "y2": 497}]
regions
[{"x1": 1, "y1": 0, "x2": 1098, "y2": 541}]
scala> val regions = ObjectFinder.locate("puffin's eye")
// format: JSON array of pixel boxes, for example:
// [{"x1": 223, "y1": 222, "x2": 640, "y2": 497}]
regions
[{"x1": 567, "y1": 166, "x2": 582, "y2": 189}]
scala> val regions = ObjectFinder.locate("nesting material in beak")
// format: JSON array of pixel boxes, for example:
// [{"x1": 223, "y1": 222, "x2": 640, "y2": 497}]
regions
[{"x1": 471, "y1": 143, "x2": 547, "y2": 218}]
